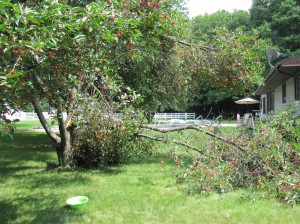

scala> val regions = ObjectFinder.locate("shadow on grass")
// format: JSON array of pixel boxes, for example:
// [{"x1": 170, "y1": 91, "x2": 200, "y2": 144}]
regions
[
  {"x1": 0, "y1": 131, "x2": 180, "y2": 177},
  {"x1": 0, "y1": 165, "x2": 47, "y2": 178},
  {"x1": 0, "y1": 201, "x2": 17, "y2": 224},
  {"x1": 0, "y1": 159, "x2": 94, "y2": 223},
  {"x1": 0, "y1": 194, "x2": 85, "y2": 224}
]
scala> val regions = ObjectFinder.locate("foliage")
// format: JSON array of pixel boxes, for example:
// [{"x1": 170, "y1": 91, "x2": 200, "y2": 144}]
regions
[
  {"x1": 266, "y1": 104, "x2": 300, "y2": 153},
  {"x1": 0, "y1": 0, "x2": 190, "y2": 114},
  {"x1": 189, "y1": 84, "x2": 231, "y2": 107},
  {"x1": 190, "y1": 12, "x2": 271, "y2": 106},
  {"x1": 143, "y1": 108, "x2": 300, "y2": 205},
  {"x1": 190, "y1": 28, "x2": 271, "y2": 96},
  {"x1": 0, "y1": 112, "x2": 16, "y2": 140},
  {"x1": 250, "y1": 0, "x2": 300, "y2": 56},
  {"x1": 249, "y1": 0, "x2": 281, "y2": 27},
  {"x1": 118, "y1": 39, "x2": 195, "y2": 112},
  {"x1": 71, "y1": 97, "x2": 152, "y2": 167},
  {"x1": 0, "y1": 0, "x2": 191, "y2": 166},
  {"x1": 271, "y1": 0, "x2": 300, "y2": 51},
  {"x1": 191, "y1": 10, "x2": 251, "y2": 41}
]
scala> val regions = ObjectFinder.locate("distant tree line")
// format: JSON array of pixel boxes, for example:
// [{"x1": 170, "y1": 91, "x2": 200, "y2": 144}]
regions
[{"x1": 188, "y1": 0, "x2": 300, "y2": 116}]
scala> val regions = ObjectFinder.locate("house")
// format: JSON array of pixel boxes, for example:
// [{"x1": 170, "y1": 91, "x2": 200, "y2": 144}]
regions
[{"x1": 255, "y1": 55, "x2": 300, "y2": 117}]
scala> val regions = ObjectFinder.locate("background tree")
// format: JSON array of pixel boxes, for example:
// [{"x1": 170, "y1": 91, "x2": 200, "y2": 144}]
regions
[
  {"x1": 271, "y1": 0, "x2": 300, "y2": 53},
  {"x1": 189, "y1": 10, "x2": 271, "y2": 113},
  {"x1": 250, "y1": 0, "x2": 300, "y2": 57},
  {"x1": 249, "y1": 0, "x2": 280, "y2": 27},
  {"x1": 191, "y1": 10, "x2": 251, "y2": 42},
  {"x1": 193, "y1": 28, "x2": 269, "y2": 93}
]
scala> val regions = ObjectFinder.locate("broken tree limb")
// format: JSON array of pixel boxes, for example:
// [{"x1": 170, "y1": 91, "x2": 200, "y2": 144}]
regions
[
  {"x1": 137, "y1": 133, "x2": 202, "y2": 154},
  {"x1": 163, "y1": 35, "x2": 216, "y2": 51},
  {"x1": 139, "y1": 124, "x2": 247, "y2": 152},
  {"x1": 140, "y1": 124, "x2": 199, "y2": 133}
]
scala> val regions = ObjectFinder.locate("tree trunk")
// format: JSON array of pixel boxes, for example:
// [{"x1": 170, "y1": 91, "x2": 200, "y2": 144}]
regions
[
  {"x1": 56, "y1": 108, "x2": 74, "y2": 168},
  {"x1": 32, "y1": 98, "x2": 74, "y2": 167},
  {"x1": 32, "y1": 98, "x2": 61, "y2": 144},
  {"x1": 56, "y1": 136, "x2": 72, "y2": 168}
]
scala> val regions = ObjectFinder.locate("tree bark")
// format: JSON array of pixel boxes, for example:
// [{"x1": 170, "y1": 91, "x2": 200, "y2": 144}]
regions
[
  {"x1": 32, "y1": 98, "x2": 61, "y2": 144},
  {"x1": 56, "y1": 107, "x2": 73, "y2": 167},
  {"x1": 32, "y1": 98, "x2": 74, "y2": 167}
]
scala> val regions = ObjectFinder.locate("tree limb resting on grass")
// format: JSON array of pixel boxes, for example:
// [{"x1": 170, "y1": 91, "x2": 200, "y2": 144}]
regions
[
  {"x1": 137, "y1": 133, "x2": 202, "y2": 153},
  {"x1": 139, "y1": 125, "x2": 247, "y2": 152}
]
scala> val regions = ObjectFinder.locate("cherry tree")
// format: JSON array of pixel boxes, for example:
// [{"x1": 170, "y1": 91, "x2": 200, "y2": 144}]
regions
[
  {"x1": 0, "y1": 0, "x2": 189, "y2": 166},
  {"x1": 0, "y1": 0, "x2": 270, "y2": 167}
]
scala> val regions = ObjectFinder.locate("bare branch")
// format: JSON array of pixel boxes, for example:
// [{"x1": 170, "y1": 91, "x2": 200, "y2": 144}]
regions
[
  {"x1": 140, "y1": 124, "x2": 196, "y2": 133},
  {"x1": 137, "y1": 133, "x2": 202, "y2": 153},
  {"x1": 139, "y1": 124, "x2": 247, "y2": 152}
]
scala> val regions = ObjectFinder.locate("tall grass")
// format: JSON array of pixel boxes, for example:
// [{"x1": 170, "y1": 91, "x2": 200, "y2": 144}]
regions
[{"x1": 1, "y1": 131, "x2": 300, "y2": 224}]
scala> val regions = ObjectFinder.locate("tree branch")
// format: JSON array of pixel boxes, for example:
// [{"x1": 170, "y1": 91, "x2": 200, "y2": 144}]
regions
[
  {"x1": 163, "y1": 35, "x2": 216, "y2": 51},
  {"x1": 137, "y1": 133, "x2": 202, "y2": 153},
  {"x1": 139, "y1": 125, "x2": 247, "y2": 152},
  {"x1": 32, "y1": 98, "x2": 61, "y2": 144},
  {"x1": 31, "y1": 73, "x2": 58, "y2": 107}
]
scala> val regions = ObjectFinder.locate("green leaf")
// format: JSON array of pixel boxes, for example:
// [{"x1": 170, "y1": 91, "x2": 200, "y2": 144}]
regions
[
  {"x1": 28, "y1": 16, "x2": 40, "y2": 26},
  {"x1": 116, "y1": 19, "x2": 124, "y2": 26},
  {"x1": 0, "y1": 1, "x2": 14, "y2": 7},
  {"x1": 6, "y1": 71, "x2": 24, "y2": 79}
]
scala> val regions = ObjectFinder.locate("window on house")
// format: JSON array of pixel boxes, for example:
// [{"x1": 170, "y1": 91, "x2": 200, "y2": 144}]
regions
[
  {"x1": 262, "y1": 97, "x2": 266, "y2": 114},
  {"x1": 267, "y1": 91, "x2": 274, "y2": 113},
  {"x1": 295, "y1": 75, "x2": 300, "y2": 100},
  {"x1": 282, "y1": 82, "x2": 286, "y2": 103}
]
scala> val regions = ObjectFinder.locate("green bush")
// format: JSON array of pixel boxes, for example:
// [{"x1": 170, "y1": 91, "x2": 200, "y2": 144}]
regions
[{"x1": 72, "y1": 108, "x2": 152, "y2": 168}]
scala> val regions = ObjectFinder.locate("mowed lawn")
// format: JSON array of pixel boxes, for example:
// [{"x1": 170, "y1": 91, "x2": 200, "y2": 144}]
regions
[{"x1": 1, "y1": 127, "x2": 300, "y2": 223}]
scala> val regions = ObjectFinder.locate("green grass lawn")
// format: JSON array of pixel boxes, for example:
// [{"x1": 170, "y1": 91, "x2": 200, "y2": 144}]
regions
[
  {"x1": 1, "y1": 131, "x2": 300, "y2": 224},
  {"x1": 14, "y1": 119, "x2": 44, "y2": 130}
]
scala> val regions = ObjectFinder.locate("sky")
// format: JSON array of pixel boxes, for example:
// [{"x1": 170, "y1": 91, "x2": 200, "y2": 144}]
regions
[{"x1": 186, "y1": 0, "x2": 253, "y2": 18}]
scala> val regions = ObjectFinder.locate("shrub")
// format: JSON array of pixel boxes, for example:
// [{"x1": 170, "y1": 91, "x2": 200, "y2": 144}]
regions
[{"x1": 72, "y1": 107, "x2": 152, "y2": 168}]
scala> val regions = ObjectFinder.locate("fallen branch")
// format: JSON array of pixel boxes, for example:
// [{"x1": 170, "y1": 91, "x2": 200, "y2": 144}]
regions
[
  {"x1": 137, "y1": 133, "x2": 202, "y2": 153},
  {"x1": 139, "y1": 124, "x2": 247, "y2": 152},
  {"x1": 164, "y1": 35, "x2": 216, "y2": 51}
]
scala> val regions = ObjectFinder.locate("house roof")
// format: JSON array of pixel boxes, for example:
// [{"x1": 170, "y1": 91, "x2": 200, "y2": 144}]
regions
[{"x1": 256, "y1": 56, "x2": 300, "y2": 95}]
